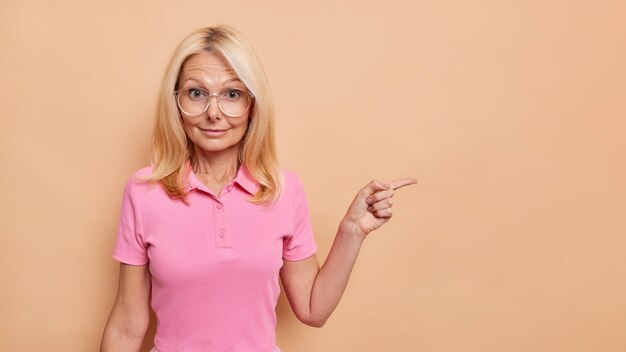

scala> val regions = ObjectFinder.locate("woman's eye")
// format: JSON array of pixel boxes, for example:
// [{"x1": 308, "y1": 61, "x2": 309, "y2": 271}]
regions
[
  {"x1": 225, "y1": 89, "x2": 242, "y2": 99},
  {"x1": 187, "y1": 88, "x2": 205, "y2": 99}
]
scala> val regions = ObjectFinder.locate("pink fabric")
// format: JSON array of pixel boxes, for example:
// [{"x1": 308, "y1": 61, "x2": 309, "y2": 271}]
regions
[
  {"x1": 113, "y1": 162, "x2": 316, "y2": 352},
  {"x1": 149, "y1": 346, "x2": 281, "y2": 352}
]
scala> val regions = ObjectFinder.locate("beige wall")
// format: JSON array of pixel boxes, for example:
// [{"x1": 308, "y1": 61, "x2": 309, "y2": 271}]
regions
[{"x1": 1, "y1": 0, "x2": 625, "y2": 351}]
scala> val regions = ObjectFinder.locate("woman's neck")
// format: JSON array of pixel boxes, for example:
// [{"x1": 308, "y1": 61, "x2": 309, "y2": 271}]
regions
[{"x1": 191, "y1": 147, "x2": 240, "y2": 180}]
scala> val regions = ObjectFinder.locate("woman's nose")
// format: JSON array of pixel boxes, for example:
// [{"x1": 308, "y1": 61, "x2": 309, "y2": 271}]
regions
[{"x1": 207, "y1": 96, "x2": 221, "y2": 119}]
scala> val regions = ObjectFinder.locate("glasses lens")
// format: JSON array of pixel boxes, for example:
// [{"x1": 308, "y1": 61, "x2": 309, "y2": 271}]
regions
[
  {"x1": 177, "y1": 88, "x2": 252, "y2": 117},
  {"x1": 219, "y1": 89, "x2": 251, "y2": 117},
  {"x1": 178, "y1": 88, "x2": 209, "y2": 116}
]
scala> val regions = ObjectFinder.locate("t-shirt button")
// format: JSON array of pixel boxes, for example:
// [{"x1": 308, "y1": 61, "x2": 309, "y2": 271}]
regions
[
  {"x1": 226, "y1": 185, "x2": 233, "y2": 192},
  {"x1": 216, "y1": 203, "x2": 223, "y2": 209},
  {"x1": 219, "y1": 231, "x2": 225, "y2": 238}
]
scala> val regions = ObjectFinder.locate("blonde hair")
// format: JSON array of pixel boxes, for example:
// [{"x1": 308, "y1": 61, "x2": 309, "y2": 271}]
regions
[{"x1": 139, "y1": 25, "x2": 283, "y2": 205}]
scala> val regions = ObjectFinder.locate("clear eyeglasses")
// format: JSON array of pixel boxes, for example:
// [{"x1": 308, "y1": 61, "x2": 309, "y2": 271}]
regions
[{"x1": 174, "y1": 87, "x2": 254, "y2": 118}]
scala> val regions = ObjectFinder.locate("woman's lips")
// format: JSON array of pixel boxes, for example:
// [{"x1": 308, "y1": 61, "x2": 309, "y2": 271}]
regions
[{"x1": 200, "y1": 128, "x2": 228, "y2": 137}]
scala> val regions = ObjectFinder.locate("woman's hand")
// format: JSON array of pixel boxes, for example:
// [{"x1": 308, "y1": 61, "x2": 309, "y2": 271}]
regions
[{"x1": 341, "y1": 178, "x2": 417, "y2": 240}]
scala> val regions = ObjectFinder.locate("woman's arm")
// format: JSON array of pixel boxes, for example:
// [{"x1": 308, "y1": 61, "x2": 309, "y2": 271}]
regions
[
  {"x1": 280, "y1": 178, "x2": 417, "y2": 327},
  {"x1": 280, "y1": 222, "x2": 363, "y2": 327},
  {"x1": 100, "y1": 263, "x2": 152, "y2": 352}
]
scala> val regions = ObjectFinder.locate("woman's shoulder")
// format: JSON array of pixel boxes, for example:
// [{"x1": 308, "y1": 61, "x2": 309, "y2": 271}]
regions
[
  {"x1": 122, "y1": 165, "x2": 157, "y2": 192},
  {"x1": 130, "y1": 165, "x2": 155, "y2": 179},
  {"x1": 279, "y1": 167, "x2": 306, "y2": 191}
]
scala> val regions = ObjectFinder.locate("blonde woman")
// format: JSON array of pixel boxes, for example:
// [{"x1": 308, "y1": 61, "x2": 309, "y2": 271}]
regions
[{"x1": 99, "y1": 25, "x2": 416, "y2": 352}]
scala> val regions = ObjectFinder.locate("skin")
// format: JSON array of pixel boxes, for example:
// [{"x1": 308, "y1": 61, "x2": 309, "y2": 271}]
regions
[
  {"x1": 281, "y1": 178, "x2": 416, "y2": 327},
  {"x1": 178, "y1": 51, "x2": 252, "y2": 194},
  {"x1": 100, "y1": 51, "x2": 416, "y2": 352}
]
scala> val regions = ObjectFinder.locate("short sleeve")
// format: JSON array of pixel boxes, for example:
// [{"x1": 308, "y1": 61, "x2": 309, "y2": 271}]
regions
[
  {"x1": 112, "y1": 178, "x2": 149, "y2": 265},
  {"x1": 283, "y1": 175, "x2": 318, "y2": 261}
]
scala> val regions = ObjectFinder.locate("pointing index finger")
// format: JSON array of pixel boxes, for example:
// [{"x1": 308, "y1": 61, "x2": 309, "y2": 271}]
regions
[{"x1": 388, "y1": 178, "x2": 418, "y2": 190}]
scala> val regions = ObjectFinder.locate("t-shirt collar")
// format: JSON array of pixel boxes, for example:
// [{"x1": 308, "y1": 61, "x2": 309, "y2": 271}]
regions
[{"x1": 185, "y1": 160, "x2": 259, "y2": 195}]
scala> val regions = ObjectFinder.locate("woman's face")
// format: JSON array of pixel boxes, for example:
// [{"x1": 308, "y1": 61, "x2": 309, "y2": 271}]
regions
[{"x1": 177, "y1": 51, "x2": 251, "y2": 157}]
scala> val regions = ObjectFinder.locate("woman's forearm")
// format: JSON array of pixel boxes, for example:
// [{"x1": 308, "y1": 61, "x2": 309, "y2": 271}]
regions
[
  {"x1": 309, "y1": 220, "x2": 365, "y2": 326},
  {"x1": 100, "y1": 322, "x2": 146, "y2": 352}
]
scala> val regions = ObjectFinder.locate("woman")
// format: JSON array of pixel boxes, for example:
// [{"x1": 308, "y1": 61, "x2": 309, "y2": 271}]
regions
[{"x1": 100, "y1": 25, "x2": 416, "y2": 352}]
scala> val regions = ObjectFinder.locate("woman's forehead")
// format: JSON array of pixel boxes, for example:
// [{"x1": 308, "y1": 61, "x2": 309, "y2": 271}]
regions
[
  {"x1": 179, "y1": 52, "x2": 240, "y2": 84},
  {"x1": 182, "y1": 52, "x2": 235, "y2": 74}
]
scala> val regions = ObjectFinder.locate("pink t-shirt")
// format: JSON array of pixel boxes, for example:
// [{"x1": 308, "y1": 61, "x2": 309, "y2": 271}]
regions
[{"x1": 112, "y1": 162, "x2": 317, "y2": 352}]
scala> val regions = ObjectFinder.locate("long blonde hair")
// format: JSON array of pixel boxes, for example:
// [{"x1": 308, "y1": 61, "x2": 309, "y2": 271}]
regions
[{"x1": 139, "y1": 25, "x2": 283, "y2": 205}]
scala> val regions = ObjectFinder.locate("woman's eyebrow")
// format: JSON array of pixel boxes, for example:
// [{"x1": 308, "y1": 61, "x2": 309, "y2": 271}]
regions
[
  {"x1": 183, "y1": 76, "x2": 243, "y2": 85},
  {"x1": 223, "y1": 77, "x2": 243, "y2": 84}
]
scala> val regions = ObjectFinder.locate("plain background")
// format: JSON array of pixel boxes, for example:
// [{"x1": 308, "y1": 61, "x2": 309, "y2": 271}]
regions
[{"x1": 1, "y1": 0, "x2": 625, "y2": 351}]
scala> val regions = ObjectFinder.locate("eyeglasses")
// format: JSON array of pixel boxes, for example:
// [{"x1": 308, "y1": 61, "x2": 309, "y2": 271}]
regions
[{"x1": 173, "y1": 87, "x2": 254, "y2": 118}]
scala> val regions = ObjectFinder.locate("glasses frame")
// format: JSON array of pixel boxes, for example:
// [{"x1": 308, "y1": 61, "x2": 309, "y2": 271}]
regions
[{"x1": 173, "y1": 87, "x2": 254, "y2": 118}]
